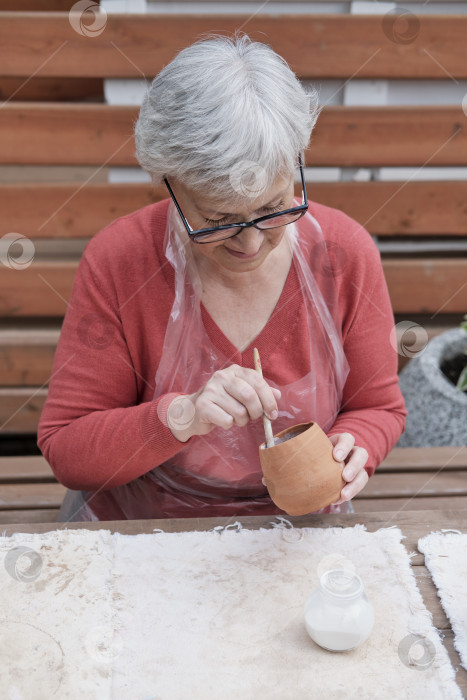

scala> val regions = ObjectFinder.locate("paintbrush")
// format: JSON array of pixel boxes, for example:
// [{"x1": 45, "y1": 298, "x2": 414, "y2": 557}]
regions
[{"x1": 253, "y1": 347, "x2": 275, "y2": 448}]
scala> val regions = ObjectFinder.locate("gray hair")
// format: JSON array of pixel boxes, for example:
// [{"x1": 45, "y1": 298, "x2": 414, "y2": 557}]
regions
[{"x1": 134, "y1": 33, "x2": 321, "y2": 202}]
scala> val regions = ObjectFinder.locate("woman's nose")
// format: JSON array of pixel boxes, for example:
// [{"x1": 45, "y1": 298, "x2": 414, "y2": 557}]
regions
[{"x1": 234, "y1": 226, "x2": 265, "y2": 253}]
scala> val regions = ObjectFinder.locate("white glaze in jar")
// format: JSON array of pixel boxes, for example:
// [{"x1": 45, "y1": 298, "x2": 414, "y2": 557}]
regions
[{"x1": 304, "y1": 569, "x2": 374, "y2": 652}]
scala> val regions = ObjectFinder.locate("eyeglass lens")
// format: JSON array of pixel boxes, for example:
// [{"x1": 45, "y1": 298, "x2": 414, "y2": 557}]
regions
[{"x1": 193, "y1": 210, "x2": 305, "y2": 243}]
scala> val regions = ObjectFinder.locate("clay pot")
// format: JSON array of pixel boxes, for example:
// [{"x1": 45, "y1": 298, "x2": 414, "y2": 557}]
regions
[{"x1": 259, "y1": 422, "x2": 345, "y2": 516}]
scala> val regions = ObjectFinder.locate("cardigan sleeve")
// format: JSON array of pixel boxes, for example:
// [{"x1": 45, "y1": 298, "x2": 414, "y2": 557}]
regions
[
  {"x1": 323, "y1": 215, "x2": 407, "y2": 477},
  {"x1": 37, "y1": 242, "x2": 193, "y2": 492}
]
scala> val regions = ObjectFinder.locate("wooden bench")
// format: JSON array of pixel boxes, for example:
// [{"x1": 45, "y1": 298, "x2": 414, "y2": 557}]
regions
[
  {"x1": 1, "y1": 447, "x2": 466, "y2": 524},
  {"x1": 0, "y1": 6, "x2": 466, "y2": 440}
]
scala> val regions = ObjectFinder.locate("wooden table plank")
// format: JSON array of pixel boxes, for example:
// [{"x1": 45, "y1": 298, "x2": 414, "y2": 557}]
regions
[
  {"x1": 3, "y1": 509, "x2": 466, "y2": 537},
  {"x1": 441, "y1": 631, "x2": 467, "y2": 695},
  {"x1": 1, "y1": 512, "x2": 466, "y2": 691}
]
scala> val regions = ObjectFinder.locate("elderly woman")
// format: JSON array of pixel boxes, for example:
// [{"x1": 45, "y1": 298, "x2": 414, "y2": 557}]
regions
[{"x1": 37, "y1": 35, "x2": 406, "y2": 522}]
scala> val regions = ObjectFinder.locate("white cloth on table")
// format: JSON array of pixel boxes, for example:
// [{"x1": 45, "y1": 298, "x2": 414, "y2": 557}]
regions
[
  {"x1": 418, "y1": 530, "x2": 467, "y2": 671},
  {"x1": 0, "y1": 521, "x2": 463, "y2": 700}
]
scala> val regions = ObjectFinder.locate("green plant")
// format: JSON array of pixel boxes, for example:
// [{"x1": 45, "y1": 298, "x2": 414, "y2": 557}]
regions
[{"x1": 456, "y1": 314, "x2": 467, "y2": 392}]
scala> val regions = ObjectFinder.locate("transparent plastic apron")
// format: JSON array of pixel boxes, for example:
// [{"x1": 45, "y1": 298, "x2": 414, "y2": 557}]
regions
[{"x1": 59, "y1": 199, "x2": 350, "y2": 521}]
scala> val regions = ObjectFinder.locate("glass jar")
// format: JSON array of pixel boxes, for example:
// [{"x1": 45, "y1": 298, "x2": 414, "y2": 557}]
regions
[{"x1": 304, "y1": 569, "x2": 374, "y2": 652}]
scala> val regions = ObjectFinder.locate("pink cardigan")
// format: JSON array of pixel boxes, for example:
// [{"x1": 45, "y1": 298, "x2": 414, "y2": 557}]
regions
[{"x1": 37, "y1": 198, "x2": 406, "y2": 492}]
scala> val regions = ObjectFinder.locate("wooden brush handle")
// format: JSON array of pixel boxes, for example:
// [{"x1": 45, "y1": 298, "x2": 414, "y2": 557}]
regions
[{"x1": 253, "y1": 347, "x2": 275, "y2": 448}]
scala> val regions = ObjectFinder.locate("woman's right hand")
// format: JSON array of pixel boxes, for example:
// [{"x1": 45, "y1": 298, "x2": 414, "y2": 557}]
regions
[{"x1": 166, "y1": 364, "x2": 281, "y2": 442}]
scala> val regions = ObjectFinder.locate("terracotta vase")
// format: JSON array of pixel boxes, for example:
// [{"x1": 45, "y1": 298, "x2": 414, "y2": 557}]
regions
[{"x1": 258, "y1": 422, "x2": 345, "y2": 516}]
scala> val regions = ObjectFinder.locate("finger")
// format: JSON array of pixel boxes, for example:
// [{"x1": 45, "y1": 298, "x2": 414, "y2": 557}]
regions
[
  {"x1": 210, "y1": 391, "x2": 252, "y2": 428},
  {"x1": 222, "y1": 378, "x2": 264, "y2": 422},
  {"x1": 329, "y1": 432, "x2": 355, "y2": 462},
  {"x1": 195, "y1": 396, "x2": 237, "y2": 431},
  {"x1": 340, "y1": 468, "x2": 369, "y2": 501},
  {"x1": 341, "y1": 446, "x2": 369, "y2": 482},
  {"x1": 236, "y1": 367, "x2": 280, "y2": 418}
]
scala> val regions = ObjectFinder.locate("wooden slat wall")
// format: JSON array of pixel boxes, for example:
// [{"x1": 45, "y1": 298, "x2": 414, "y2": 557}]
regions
[
  {"x1": 0, "y1": 324, "x2": 451, "y2": 390},
  {"x1": 1, "y1": 104, "x2": 466, "y2": 167},
  {"x1": 0, "y1": 1, "x2": 81, "y2": 9},
  {"x1": 0, "y1": 447, "x2": 466, "y2": 523},
  {"x1": 1, "y1": 14, "x2": 467, "y2": 80},
  {"x1": 1, "y1": 259, "x2": 466, "y2": 320},
  {"x1": 0, "y1": 77, "x2": 103, "y2": 102},
  {"x1": 0, "y1": 388, "x2": 48, "y2": 433},
  {"x1": 0, "y1": 10, "x2": 465, "y2": 440},
  {"x1": 2, "y1": 181, "x2": 467, "y2": 239}
]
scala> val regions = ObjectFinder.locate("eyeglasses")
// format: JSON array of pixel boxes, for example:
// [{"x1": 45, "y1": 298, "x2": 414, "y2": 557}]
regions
[{"x1": 163, "y1": 153, "x2": 308, "y2": 244}]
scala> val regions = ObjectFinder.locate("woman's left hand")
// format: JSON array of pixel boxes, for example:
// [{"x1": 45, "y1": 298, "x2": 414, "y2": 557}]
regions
[{"x1": 328, "y1": 433, "x2": 369, "y2": 505}]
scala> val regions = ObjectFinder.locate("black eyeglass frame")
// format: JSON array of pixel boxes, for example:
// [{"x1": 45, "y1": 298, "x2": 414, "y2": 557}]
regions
[{"x1": 163, "y1": 153, "x2": 308, "y2": 244}]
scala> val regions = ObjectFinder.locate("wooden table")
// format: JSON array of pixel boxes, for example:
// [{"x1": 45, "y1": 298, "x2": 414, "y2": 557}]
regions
[{"x1": 3, "y1": 509, "x2": 467, "y2": 697}]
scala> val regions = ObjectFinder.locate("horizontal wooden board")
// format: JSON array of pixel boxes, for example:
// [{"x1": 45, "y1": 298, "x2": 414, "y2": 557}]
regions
[
  {"x1": 0, "y1": 261, "x2": 76, "y2": 317},
  {"x1": 1, "y1": 258, "x2": 465, "y2": 319},
  {"x1": 2, "y1": 181, "x2": 467, "y2": 239},
  {"x1": 0, "y1": 183, "x2": 162, "y2": 239},
  {"x1": 0, "y1": 456, "x2": 55, "y2": 481},
  {"x1": 0, "y1": 324, "x2": 445, "y2": 386},
  {"x1": 0, "y1": 105, "x2": 466, "y2": 168},
  {"x1": 383, "y1": 259, "x2": 467, "y2": 314},
  {"x1": 308, "y1": 181, "x2": 467, "y2": 237},
  {"x1": 357, "y1": 471, "x2": 467, "y2": 498},
  {"x1": 1, "y1": 14, "x2": 467, "y2": 80},
  {"x1": 0, "y1": 388, "x2": 47, "y2": 433},
  {"x1": 0, "y1": 329, "x2": 61, "y2": 385},
  {"x1": 0, "y1": 1, "x2": 80, "y2": 8},
  {"x1": 0, "y1": 508, "x2": 60, "y2": 524},
  {"x1": 353, "y1": 496, "x2": 467, "y2": 512},
  {"x1": 0, "y1": 447, "x2": 463, "y2": 481},
  {"x1": 0, "y1": 77, "x2": 103, "y2": 102},
  {"x1": 0, "y1": 482, "x2": 66, "y2": 508},
  {"x1": 379, "y1": 446, "x2": 467, "y2": 472}
]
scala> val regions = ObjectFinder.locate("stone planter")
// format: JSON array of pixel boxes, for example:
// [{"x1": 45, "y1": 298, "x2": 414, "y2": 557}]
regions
[{"x1": 397, "y1": 328, "x2": 467, "y2": 447}]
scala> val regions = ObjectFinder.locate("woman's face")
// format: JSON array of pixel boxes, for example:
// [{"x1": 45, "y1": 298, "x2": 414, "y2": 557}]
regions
[{"x1": 169, "y1": 171, "x2": 295, "y2": 274}]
